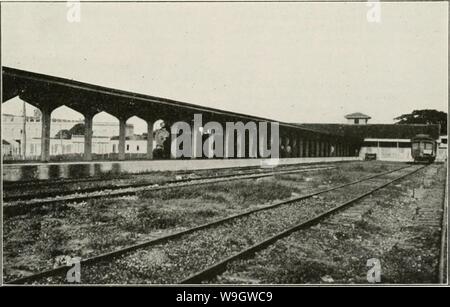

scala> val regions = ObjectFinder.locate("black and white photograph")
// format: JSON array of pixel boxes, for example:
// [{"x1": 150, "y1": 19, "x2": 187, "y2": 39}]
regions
[{"x1": 0, "y1": 0, "x2": 448, "y2": 290}]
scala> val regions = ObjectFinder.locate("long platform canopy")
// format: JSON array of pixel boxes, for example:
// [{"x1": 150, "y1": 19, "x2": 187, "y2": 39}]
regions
[{"x1": 2, "y1": 66, "x2": 350, "y2": 141}]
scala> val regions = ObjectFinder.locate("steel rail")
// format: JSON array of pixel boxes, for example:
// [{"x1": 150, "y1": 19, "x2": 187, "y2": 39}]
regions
[
  {"x1": 438, "y1": 167, "x2": 448, "y2": 284},
  {"x1": 4, "y1": 163, "x2": 317, "y2": 189},
  {"x1": 4, "y1": 165, "x2": 335, "y2": 217},
  {"x1": 6, "y1": 165, "x2": 411, "y2": 284},
  {"x1": 179, "y1": 165, "x2": 427, "y2": 284},
  {"x1": 3, "y1": 164, "x2": 334, "y2": 201}
]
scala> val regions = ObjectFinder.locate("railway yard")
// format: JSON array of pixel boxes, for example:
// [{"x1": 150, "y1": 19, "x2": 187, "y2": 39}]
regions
[{"x1": 2, "y1": 160, "x2": 447, "y2": 285}]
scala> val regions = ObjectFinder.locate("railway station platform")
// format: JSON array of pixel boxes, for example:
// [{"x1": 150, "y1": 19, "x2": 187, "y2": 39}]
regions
[{"x1": 3, "y1": 157, "x2": 360, "y2": 182}]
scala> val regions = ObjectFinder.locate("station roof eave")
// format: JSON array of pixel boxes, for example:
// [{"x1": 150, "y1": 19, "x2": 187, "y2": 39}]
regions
[
  {"x1": 2, "y1": 66, "x2": 344, "y2": 140},
  {"x1": 296, "y1": 123, "x2": 441, "y2": 141}
]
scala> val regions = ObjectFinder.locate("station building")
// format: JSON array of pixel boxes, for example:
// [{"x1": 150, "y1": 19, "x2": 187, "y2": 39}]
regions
[
  {"x1": 2, "y1": 112, "x2": 135, "y2": 159},
  {"x1": 300, "y1": 113, "x2": 444, "y2": 162},
  {"x1": 2, "y1": 134, "x2": 152, "y2": 161},
  {"x1": 1, "y1": 67, "x2": 445, "y2": 163},
  {"x1": 2, "y1": 113, "x2": 134, "y2": 140},
  {"x1": 437, "y1": 135, "x2": 448, "y2": 161}
]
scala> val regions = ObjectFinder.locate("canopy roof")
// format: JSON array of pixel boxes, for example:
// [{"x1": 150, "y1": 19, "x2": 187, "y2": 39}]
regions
[
  {"x1": 2, "y1": 66, "x2": 347, "y2": 141},
  {"x1": 344, "y1": 112, "x2": 371, "y2": 119}
]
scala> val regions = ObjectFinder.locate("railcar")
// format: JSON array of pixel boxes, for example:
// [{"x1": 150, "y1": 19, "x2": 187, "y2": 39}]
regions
[{"x1": 411, "y1": 134, "x2": 436, "y2": 163}]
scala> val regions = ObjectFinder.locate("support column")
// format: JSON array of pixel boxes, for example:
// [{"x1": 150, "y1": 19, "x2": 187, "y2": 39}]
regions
[
  {"x1": 166, "y1": 120, "x2": 176, "y2": 159},
  {"x1": 146, "y1": 119, "x2": 154, "y2": 159},
  {"x1": 22, "y1": 100, "x2": 27, "y2": 159},
  {"x1": 84, "y1": 114, "x2": 94, "y2": 161},
  {"x1": 315, "y1": 140, "x2": 320, "y2": 158},
  {"x1": 118, "y1": 118, "x2": 127, "y2": 161},
  {"x1": 304, "y1": 139, "x2": 309, "y2": 157},
  {"x1": 298, "y1": 138, "x2": 303, "y2": 157},
  {"x1": 292, "y1": 138, "x2": 297, "y2": 158},
  {"x1": 192, "y1": 118, "x2": 202, "y2": 159},
  {"x1": 285, "y1": 136, "x2": 291, "y2": 158},
  {"x1": 40, "y1": 105, "x2": 51, "y2": 162}
]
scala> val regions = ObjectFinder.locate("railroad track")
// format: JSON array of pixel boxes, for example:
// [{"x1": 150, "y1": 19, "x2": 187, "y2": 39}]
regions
[
  {"x1": 3, "y1": 163, "x2": 335, "y2": 202},
  {"x1": 180, "y1": 165, "x2": 427, "y2": 284},
  {"x1": 6, "y1": 164, "x2": 415, "y2": 284},
  {"x1": 214, "y1": 164, "x2": 445, "y2": 285},
  {"x1": 2, "y1": 164, "x2": 286, "y2": 190},
  {"x1": 3, "y1": 162, "x2": 342, "y2": 190},
  {"x1": 4, "y1": 164, "x2": 337, "y2": 217},
  {"x1": 438, "y1": 169, "x2": 448, "y2": 284}
]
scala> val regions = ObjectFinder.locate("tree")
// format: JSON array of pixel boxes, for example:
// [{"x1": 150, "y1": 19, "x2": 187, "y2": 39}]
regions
[
  {"x1": 69, "y1": 123, "x2": 85, "y2": 136},
  {"x1": 394, "y1": 109, "x2": 447, "y2": 135},
  {"x1": 54, "y1": 129, "x2": 72, "y2": 139}
]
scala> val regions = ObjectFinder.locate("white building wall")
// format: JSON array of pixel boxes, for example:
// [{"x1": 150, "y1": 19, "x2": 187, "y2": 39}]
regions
[
  {"x1": 436, "y1": 135, "x2": 447, "y2": 162},
  {"x1": 359, "y1": 146, "x2": 413, "y2": 162},
  {"x1": 359, "y1": 138, "x2": 413, "y2": 162},
  {"x1": 9, "y1": 137, "x2": 152, "y2": 158},
  {"x1": 2, "y1": 114, "x2": 134, "y2": 145},
  {"x1": 109, "y1": 140, "x2": 151, "y2": 154}
]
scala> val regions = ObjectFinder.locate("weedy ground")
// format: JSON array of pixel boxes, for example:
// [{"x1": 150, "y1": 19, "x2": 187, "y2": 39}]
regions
[
  {"x1": 3, "y1": 161, "x2": 403, "y2": 282},
  {"x1": 217, "y1": 163, "x2": 446, "y2": 284}
]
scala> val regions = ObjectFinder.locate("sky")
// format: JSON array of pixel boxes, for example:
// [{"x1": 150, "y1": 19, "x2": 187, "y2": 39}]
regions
[{"x1": 1, "y1": 2, "x2": 448, "y2": 134}]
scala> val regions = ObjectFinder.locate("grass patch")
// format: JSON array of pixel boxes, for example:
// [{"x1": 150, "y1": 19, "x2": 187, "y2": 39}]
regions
[
  {"x1": 320, "y1": 169, "x2": 352, "y2": 184},
  {"x1": 139, "y1": 180, "x2": 294, "y2": 207},
  {"x1": 34, "y1": 223, "x2": 71, "y2": 258},
  {"x1": 353, "y1": 219, "x2": 383, "y2": 233},
  {"x1": 86, "y1": 226, "x2": 136, "y2": 250},
  {"x1": 349, "y1": 164, "x2": 366, "y2": 172},
  {"x1": 118, "y1": 206, "x2": 182, "y2": 233},
  {"x1": 381, "y1": 246, "x2": 438, "y2": 283}
]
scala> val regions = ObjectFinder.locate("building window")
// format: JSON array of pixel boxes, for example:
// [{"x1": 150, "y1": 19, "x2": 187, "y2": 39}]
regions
[
  {"x1": 363, "y1": 141, "x2": 378, "y2": 147},
  {"x1": 398, "y1": 142, "x2": 411, "y2": 148},
  {"x1": 136, "y1": 145, "x2": 140, "y2": 151},
  {"x1": 442, "y1": 138, "x2": 448, "y2": 144},
  {"x1": 379, "y1": 142, "x2": 397, "y2": 148},
  {"x1": 126, "y1": 144, "x2": 130, "y2": 151},
  {"x1": 354, "y1": 119, "x2": 359, "y2": 124},
  {"x1": 425, "y1": 143, "x2": 433, "y2": 150}
]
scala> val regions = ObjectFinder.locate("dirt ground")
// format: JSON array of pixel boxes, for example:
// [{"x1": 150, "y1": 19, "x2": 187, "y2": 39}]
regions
[
  {"x1": 218, "y1": 163, "x2": 447, "y2": 284},
  {"x1": 3, "y1": 161, "x2": 400, "y2": 282}
]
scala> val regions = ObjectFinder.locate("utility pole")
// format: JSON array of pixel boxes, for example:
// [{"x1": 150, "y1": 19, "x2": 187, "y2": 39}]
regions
[{"x1": 22, "y1": 100, "x2": 27, "y2": 159}]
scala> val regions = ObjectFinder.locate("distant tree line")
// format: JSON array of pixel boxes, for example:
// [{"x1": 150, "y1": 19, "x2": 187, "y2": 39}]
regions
[
  {"x1": 395, "y1": 109, "x2": 447, "y2": 135},
  {"x1": 54, "y1": 123, "x2": 85, "y2": 139}
]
